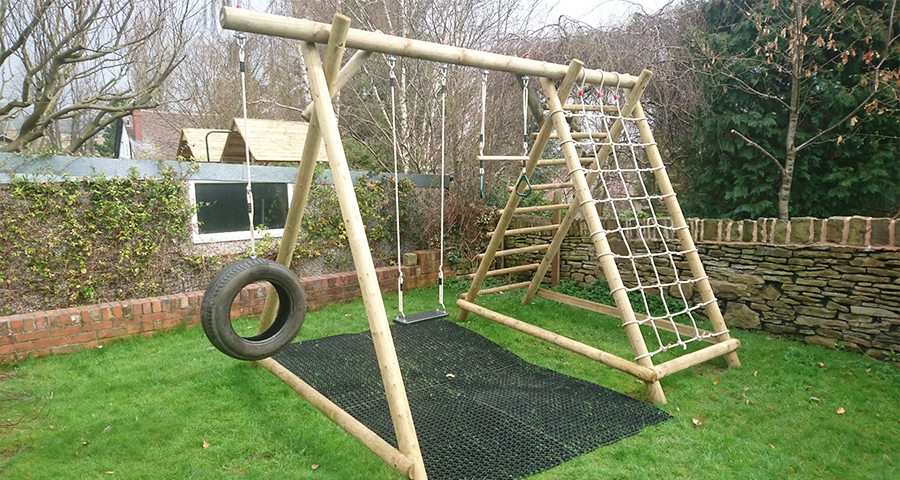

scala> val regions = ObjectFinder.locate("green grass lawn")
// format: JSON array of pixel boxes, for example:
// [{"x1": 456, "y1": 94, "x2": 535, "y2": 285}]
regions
[{"x1": 1, "y1": 280, "x2": 897, "y2": 479}]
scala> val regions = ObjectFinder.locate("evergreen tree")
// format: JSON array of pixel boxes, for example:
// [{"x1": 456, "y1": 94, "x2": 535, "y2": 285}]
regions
[
  {"x1": 681, "y1": 0, "x2": 898, "y2": 219},
  {"x1": 95, "y1": 123, "x2": 117, "y2": 158}
]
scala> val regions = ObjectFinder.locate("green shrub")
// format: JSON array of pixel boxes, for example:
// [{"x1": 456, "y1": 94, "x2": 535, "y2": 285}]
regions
[{"x1": 0, "y1": 168, "x2": 196, "y2": 312}]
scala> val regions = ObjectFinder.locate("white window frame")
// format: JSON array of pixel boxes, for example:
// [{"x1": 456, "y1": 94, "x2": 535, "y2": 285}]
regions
[{"x1": 188, "y1": 180, "x2": 293, "y2": 244}]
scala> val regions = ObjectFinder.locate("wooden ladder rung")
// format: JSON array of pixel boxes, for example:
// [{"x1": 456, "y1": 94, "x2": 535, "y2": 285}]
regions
[
  {"x1": 461, "y1": 281, "x2": 531, "y2": 297},
  {"x1": 531, "y1": 132, "x2": 609, "y2": 140},
  {"x1": 478, "y1": 243, "x2": 550, "y2": 259},
  {"x1": 507, "y1": 182, "x2": 572, "y2": 192},
  {"x1": 537, "y1": 158, "x2": 594, "y2": 166},
  {"x1": 487, "y1": 224, "x2": 560, "y2": 237},
  {"x1": 466, "y1": 263, "x2": 540, "y2": 279},
  {"x1": 501, "y1": 204, "x2": 570, "y2": 215},
  {"x1": 561, "y1": 104, "x2": 620, "y2": 113},
  {"x1": 476, "y1": 155, "x2": 528, "y2": 161}
]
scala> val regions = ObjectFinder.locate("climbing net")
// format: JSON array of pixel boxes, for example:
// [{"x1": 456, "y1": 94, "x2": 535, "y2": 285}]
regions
[{"x1": 565, "y1": 77, "x2": 729, "y2": 360}]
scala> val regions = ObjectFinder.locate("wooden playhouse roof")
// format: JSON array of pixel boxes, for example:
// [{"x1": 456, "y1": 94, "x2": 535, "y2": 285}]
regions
[
  {"x1": 177, "y1": 128, "x2": 232, "y2": 162},
  {"x1": 177, "y1": 119, "x2": 326, "y2": 164}
]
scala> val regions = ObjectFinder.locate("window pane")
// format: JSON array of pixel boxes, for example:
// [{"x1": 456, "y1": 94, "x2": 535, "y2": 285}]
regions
[{"x1": 195, "y1": 182, "x2": 289, "y2": 234}]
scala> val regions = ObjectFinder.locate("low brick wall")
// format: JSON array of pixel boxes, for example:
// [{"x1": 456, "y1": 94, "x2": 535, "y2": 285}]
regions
[
  {"x1": 505, "y1": 216, "x2": 900, "y2": 359},
  {"x1": 0, "y1": 250, "x2": 444, "y2": 363}
]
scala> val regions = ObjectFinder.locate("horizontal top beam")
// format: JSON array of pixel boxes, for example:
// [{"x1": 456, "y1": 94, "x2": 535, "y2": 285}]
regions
[{"x1": 219, "y1": 7, "x2": 639, "y2": 88}]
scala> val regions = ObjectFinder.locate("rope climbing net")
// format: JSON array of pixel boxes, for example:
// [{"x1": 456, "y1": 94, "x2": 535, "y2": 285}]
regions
[{"x1": 570, "y1": 77, "x2": 729, "y2": 360}]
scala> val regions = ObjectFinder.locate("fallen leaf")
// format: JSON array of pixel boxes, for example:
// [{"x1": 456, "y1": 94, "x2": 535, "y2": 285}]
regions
[
  {"x1": 713, "y1": 379, "x2": 720, "y2": 386},
  {"x1": 445, "y1": 373, "x2": 456, "y2": 379},
  {"x1": 311, "y1": 464, "x2": 320, "y2": 471},
  {"x1": 769, "y1": 444, "x2": 776, "y2": 449},
  {"x1": 809, "y1": 397, "x2": 821, "y2": 403},
  {"x1": 101, "y1": 425, "x2": 111, "y2": 434},
  {"x1": 836, "y1": 407, "x2": 845, "y2": 415},
  {"x1": 753, "y1": 371, "x2": 759, "y2": 377},
  {"x1": 817, "y1": 361, "x2": 825, "y2": 368},
  {"x1": 202, "y1": 439, "x2": 210, "y2": 449},
  {"x1": 692, "y1": 418, "x2": 703, "y2": 427}
]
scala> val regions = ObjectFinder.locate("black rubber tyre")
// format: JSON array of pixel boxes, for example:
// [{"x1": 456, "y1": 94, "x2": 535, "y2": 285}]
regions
[{"x1": 201, "y1": 258, "x2": 306, "y2": 361}]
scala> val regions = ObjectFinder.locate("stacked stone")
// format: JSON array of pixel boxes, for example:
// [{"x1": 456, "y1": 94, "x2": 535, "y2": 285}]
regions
[{"x1": 495, "y1": 214, "x2": 899, "y2": 360}]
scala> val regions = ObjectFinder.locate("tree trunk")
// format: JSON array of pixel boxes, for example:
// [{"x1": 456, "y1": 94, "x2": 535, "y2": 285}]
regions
[{"x1": 778, "y1": 0, "x2": 805, "y2": 220}]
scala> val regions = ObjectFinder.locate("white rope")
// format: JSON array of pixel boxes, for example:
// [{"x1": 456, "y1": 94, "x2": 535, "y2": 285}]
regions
[
  {"x1": 236, "y1": 32, "x2": 256, "y2": 259},
  {"x1": 387, "y1": 55, "x2": 404, "y2": 319},
  {"x1": 478, "y1": 69, "x2": 487, "y2": 196},
  {"x1": 571, "y1": 74, "x2": 721, "y2": 360},
  {"x1": 438, "y1": 63, "x2": 448, "y2": 311}
]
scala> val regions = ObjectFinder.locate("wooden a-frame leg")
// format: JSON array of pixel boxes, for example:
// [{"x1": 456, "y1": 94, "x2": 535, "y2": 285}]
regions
[
  {"x1": 522, "y1": 70, "x2": 653, "y2": 305},
  {"x1": 302, "y1": 42, "x2": 427, "y2": 479},
  {"x1": 632, "y1": 101, "x2": 740, "y2": 368},
  {"x1": 541, "y1": 76, "x2": 667, "y2": 405},
  {"x1": 258, "y1": 16, "x2": 372, "y2": 333},
  {"x1": 458, "y1": 61, "x2": 584, "y2": 321}
]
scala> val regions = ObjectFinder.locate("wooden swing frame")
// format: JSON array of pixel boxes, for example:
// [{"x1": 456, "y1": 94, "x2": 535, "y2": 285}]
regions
[{"x1": 220, "y1": 7, "x2": 740, "y2": 479}]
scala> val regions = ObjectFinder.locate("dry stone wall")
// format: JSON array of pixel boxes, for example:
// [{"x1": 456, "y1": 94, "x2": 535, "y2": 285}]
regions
[{"x1": 504, "y1": 216, "x2": 900, "y2": 359}]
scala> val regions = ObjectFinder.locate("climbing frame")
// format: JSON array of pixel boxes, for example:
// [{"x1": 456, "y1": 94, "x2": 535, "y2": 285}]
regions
[{"x1": 460, "y1": 65, "x2": 741, "y2": 405}]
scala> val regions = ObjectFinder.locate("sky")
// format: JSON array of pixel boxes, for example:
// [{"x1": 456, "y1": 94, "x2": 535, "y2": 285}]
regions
[{"x1": 536, "y1": 0, "x2": 678, "y2": 26}]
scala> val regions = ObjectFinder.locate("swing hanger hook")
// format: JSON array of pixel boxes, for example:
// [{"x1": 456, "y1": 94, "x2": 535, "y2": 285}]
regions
[
  {"x1": 234, "y1": 31, "x2": 247, "y2": 50},
  {"x1": 386, "y1": 55, "x2": 396, "y2": 73}
]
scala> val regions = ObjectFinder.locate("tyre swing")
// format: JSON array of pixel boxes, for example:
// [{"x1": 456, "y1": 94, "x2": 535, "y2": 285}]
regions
[{"x1": 201, "y1": 32, "x2": 306, "y2": 360}]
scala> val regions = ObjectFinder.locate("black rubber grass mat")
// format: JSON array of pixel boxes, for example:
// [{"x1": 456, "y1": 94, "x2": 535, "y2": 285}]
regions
[{"x1": 273, "y1": 320, "x2": 670, "y2": 479}]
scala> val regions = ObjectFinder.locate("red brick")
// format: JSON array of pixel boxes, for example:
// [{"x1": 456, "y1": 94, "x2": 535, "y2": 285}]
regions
[
  {"x1": 98, "y1": 327, "x2": 128, "y2": 340},
  {"x1": 149, "y1": 299, "x2": 161, "y2": 313},
  {"x1": 81, "y1": 320, "x2": 114, "y2": 332},
  {"x1": 13, "y1": 329, "x2": 50, "y2": 343},
  {"x1": 52, "y1": 325, "x2": 82, "y2": 337},
  {"x1": 159, "y1": 318, "x2": 183, "y2": 330},
  {"x1": 32, "y1": 337, "x2": 66, "y2": 351},
  {"x1": 5, "y1": 316, "x2": 23, "y2": 333},
  {"x1": 19, "y1": 314, "x2": 37, "y2": 333},
  {"x1": 142, "y1": 313, "x2": 165, "y2": 324},
  {"x1": 64, "y1": 332, "x2": 98, "y2": 345},
  {"x1": 100, "y1": 306, "x2": 112, "y2": 321},
  {"x1": 0, "y1": 343, "x2": 20, "y2": 356}
]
